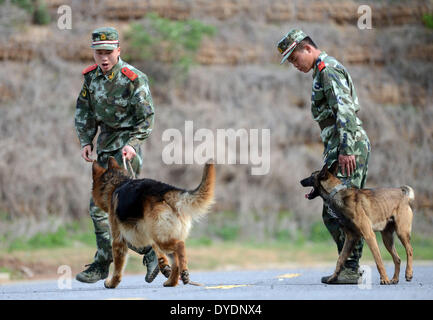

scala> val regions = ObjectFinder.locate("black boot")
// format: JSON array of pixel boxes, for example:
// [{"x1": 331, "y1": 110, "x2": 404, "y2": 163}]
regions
[
  {"x1": 143, "y1": 246, "x2": 159, "y2": 283},
  {"x1": 127, "y1": 243, "x2": 159, "y2": 283},
  {"x1": 76, "y1": 261, "x2": 111, "y2": 283}
]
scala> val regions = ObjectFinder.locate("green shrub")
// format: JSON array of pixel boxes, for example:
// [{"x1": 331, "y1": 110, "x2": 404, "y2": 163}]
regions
[
  {"x1": 275, "y1": 230, "x2": 292, "y2": 241},
  {"x1": 309, "y1": 221, "x2": 330, "y2": 242},
  {"x1": 125, "y1": 13, "x2": 216, "y2": 77},
  {"x1": 215, "y1": 226, "x2": 239, "y2": 241},
  {"x1": 8, "y1": 227, "x2": 68, "y2": 251},
  {"x1": 1, "y1": 0, "x2": 51, "y2": 25},
  {"x1": 33, "y1": 0, "x2": 51, "y2": 25},
  {"x1": 5, "y1": 220, "x2": 94, "y2": 251},
  {"x1": 422, "y1": 14, "x2": 433, "y2": 29},
  {"x1": 295, "y1": 232, "x2": 306, "y2": 246},
  {"x1": 30, "y1": 227, "x2": 68, "y2": 248},
  {"x1": 9, "y1": 0, "x2": 33, "y2": 13},
  {"x1": 187, "y1": 237, "x2": 213, "y2": 246}
]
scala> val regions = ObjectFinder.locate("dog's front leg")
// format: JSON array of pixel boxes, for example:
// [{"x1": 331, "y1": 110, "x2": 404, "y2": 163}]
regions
[
  {"x1": 327, "y1": 232, "x2": 358, "y2": 284},
  {"x1": 362, "y1": 226, "x2": 391, "y2": 285},
  {"x1": 104, "y1": 225, "x2": 128, "y2": 289}
]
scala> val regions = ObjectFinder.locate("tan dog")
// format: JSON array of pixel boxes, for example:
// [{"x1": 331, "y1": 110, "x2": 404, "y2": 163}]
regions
[
  {"x1": 92, "y1": 157, "x2": 215, "y2": 288},
  {"x1": 300, "y1": 163, "x2": 415, "y2": 285}
]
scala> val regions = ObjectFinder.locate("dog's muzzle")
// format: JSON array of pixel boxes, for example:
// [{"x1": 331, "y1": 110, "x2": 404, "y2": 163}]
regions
[{"x1": 300, "y1": 177, "x2": 319, "y2": 200}]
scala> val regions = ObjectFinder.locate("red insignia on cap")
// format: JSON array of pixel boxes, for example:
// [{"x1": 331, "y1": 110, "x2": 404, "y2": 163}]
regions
[
  {"x1": 318, "y1": 61, "x2": 326, "y2": 72},
  {"x1": 121, "y1": 67, "x2": 138, "y2": 81},
  {"x1": 82, "y1": 64, "x2": 98, "y2": 75}
]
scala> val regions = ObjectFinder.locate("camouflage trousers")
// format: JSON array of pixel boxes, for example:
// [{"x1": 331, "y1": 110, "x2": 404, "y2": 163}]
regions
[
  {"x1": 89, "y1": 146, "x2": 145, "y2": 264},
  {"x1": 323, "y1": 137, "x2": 371, "y2": 271}
]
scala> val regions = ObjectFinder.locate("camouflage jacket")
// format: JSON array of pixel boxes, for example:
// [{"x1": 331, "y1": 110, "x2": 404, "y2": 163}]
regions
[
  {"x1": 75, "y1": 57, "x2": 154, "y2": 154},
  {"x1": 311, "y1": 51, "x2": 368, "y2": 162}
]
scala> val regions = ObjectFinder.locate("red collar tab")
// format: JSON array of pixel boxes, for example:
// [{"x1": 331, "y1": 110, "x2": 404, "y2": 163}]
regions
[
  {"x1": 318, "y1": 61, "x2": 326, "y2": 72},
  {"x1": 121, "y1": 67, "x2": 138, "y2": 81},
  {"x1": 82, "y1": 64, "x2": 98, "y2": 75}
]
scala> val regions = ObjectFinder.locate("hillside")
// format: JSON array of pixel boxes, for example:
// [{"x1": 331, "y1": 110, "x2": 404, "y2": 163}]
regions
[{"x1": 0, "y1": 0, "x2": 432, "y2": 241}]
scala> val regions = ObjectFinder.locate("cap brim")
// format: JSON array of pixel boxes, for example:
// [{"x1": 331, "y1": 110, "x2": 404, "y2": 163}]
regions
[
  {"x1": 280, "y1": 48, "x2": 295, "y2": 65},
  {"x1": 91, "y1": 44, "x2": 118, "y2": 50}
]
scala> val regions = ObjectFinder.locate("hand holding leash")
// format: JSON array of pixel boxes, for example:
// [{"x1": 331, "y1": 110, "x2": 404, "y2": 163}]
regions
[
  {"x1": 122, "y1": 154, "x2": 136, "y2": 179},
  {"x1": 122, "y1": 145, "x2": 137, "y2": 178},
  {"x1": 81, "y1": 145, "x2": 94, "y2": 162},
  {"x1": 122, "y1": 145, "x2": 136, "y2": 161}
]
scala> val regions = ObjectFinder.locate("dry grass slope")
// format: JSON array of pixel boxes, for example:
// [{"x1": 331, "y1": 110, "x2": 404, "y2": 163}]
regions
[{"x1": 0, "y1": 0, "x2": 432, "y2": 241}]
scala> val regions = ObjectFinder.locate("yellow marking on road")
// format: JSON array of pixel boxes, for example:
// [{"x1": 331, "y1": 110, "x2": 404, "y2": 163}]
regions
[
  {"x1": 205, "y1": 284, "x2": 251, "y2": 290},
  {"x1": 277, "y1": 273, "x2": 301, "y2": 279}
]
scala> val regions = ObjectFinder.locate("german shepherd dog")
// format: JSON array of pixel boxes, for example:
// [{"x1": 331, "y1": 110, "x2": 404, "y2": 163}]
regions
[
  {"x1": 92, "y1": 157, "x2": 215, "y2": 288},
  {"x1": 300, "y1": 163, "x2": 415, "y2": 285}
]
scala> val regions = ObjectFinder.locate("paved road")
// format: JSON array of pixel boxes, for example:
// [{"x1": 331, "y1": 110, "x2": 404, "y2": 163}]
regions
[{"x1": 1, "y1": 263, "x2": 432, "y2": 300}]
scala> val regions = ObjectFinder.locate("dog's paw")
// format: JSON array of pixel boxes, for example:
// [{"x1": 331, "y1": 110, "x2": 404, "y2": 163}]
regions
[
  {"x1": 161, "y1": 265, "x2": 172, "y2": 278},
  {"x1": 163, "y1": 279, "x2": 178, "y2": 287},
  {"x1": 181, "y1": 270, "x2": 190, "y2": 284},
  {"x1": 104, "y1": 279, "x2": 117, "y2": 289},
  {"x1": 380, "y1": 278, "x2": 392, "y2": 285},
  {"x1": 390, "y1": 278, "x2": 399, "y2": 284},
  {"x1": 405, "y1": 274, "x2": 413, "y2": 282}
]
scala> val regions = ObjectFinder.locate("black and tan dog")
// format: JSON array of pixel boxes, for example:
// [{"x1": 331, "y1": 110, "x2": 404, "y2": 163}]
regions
[
  {"x1": 92, "y1": 157, "x2": 215, "y2": 288},
  {"x1": 300, "y1": 163, "x2": 415, "y2": 285}
]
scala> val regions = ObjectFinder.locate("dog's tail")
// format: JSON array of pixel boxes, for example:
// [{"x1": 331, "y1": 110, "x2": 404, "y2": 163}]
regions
[
  {"x1": 174, "y1": 161, "x2": 215, "y2": 220},
  {"x1": 401, "y1": 185, "x2": 415, "y2": 204}
]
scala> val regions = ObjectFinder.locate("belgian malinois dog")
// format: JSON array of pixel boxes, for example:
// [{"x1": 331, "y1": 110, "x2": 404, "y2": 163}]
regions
[
  {"x1": 92, "y1": 157, "x2": 215, "y2": 288},
  {"x1": 300, "y1": 162, "x2": 415, "y2": 285}
]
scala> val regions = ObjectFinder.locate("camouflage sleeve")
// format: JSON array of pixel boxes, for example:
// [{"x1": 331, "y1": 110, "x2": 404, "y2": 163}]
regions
[
  {"x1": 127, "y1": 75, "x2": 155, "y2": 151},
  {"x1": 321, "y1": 67, "x2": 358, "y2": 156},
  {"x1": 74, "y1": 82, "x2": 97, "y2": 149}
]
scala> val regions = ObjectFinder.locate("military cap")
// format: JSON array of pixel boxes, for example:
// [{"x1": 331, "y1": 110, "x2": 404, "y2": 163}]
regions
[
  {"x1": 277, "y1": 29, "x2": 308, "y2": 64},
  {"x1": 91, "y1": 27, "x2": 119, "y2": 50}
]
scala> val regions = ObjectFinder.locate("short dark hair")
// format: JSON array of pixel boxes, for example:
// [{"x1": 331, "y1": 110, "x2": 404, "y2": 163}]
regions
[{"x1": 293, "y1": 36, "x2": 317, "y2": 52}]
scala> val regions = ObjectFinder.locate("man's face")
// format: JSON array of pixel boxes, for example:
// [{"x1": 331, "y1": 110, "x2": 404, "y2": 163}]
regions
[
  {"x1": 287, "y1": 46, "x2": 314, "y2": 73},
  {"x1": 93, "y1": 48, "x2": 120, "y2": 74}
]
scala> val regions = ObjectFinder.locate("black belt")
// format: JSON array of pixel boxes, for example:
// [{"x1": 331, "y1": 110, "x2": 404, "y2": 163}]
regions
[{"x1": 318, "y1": 117, "x2": 336, "y2": 130}]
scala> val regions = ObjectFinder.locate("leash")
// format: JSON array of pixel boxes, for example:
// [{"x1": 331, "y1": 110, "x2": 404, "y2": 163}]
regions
[{"x1": 122, "y1": 155, "x2": 136, "y2": 179}]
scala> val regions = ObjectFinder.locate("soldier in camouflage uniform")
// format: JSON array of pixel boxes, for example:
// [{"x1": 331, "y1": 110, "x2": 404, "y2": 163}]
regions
[
  {"x1": 277, "y1": 29, "x2": 371, "y2": 284},
  {"x1": 74, "y1": 27, "x2": 159, "y2": 283}
]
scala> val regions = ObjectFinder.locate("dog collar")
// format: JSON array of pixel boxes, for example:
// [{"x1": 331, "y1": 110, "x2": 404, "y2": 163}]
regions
[
  {"x1": 328, "y1": 183, "x2": 347, "y2": 200},
  {"x1": 324, "y1": 183, "x2": 348, "y2": 220}
]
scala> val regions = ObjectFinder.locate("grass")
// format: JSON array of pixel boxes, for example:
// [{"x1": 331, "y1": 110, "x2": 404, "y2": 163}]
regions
[
  {"x1": 0, "y1": 218, "x2": 432, "y2": 281},
  {"x1": 4, "y1": 220, "x2": 95, "y2": 252}
]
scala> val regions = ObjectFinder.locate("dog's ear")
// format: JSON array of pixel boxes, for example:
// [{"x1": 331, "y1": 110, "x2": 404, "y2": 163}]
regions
[
  {"x1": 318, "y1": 163, "x2": 328, "y2": 180},
  {"x1": 108, "y1": 156, "x2": 120, "y2": 170},
  {"x1": 329, "y1": 161, "x2": 339, "y2": 176},
  {"x1": 92, "y1": 160, "x2": 105, "y2": 177}
]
